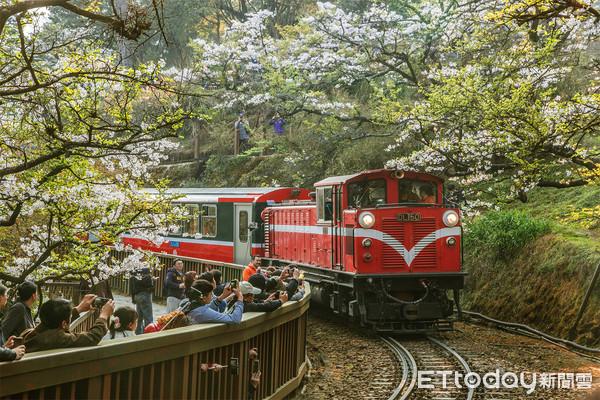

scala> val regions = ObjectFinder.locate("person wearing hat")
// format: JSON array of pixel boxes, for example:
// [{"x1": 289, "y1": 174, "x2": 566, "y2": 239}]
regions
[
  {"x1": 130, "y1": 267, "x2": 156, "y2": 334},
  {"x1": 240, "y1": 281, "x2": 287, "y2": 313},
  {"x1": 235, "y1": 112, "x2": 250, "y2": 153}
]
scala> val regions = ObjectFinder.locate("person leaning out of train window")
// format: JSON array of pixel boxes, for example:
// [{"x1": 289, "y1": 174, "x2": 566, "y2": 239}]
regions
[
  {"x1": 22, "y1": 295, "x2": 114, "y2": 353},
  {"x1": 184, "y1": 279, "x2": 244, "y2": 325},
  {"x1": 243, "y1": 255, "x2": 262, "y2": 282},
  {"x1": 240, "y1": 281, "x2": 287, "y2": 313}
]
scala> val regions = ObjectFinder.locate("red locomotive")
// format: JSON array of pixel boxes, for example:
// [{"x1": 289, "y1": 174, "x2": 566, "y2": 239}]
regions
[{"x1": 122, "y1": 169, "x2": 464, "y2": 333}]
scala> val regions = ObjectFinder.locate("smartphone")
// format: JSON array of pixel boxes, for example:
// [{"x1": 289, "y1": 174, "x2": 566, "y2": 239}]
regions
[
  {"x1": 230, "y1": 280, "x2": 237, "y2": 289},
  {"x1": 13, "y1": 337, "x2": 23, "y2": 346},
  {"x1": 229, "y1": 357, "x2": 239, "y2": 375},
  {"x1": 253, "y1": 359, "x2": 260, "y2": 373},
  {"x1": 93, "y1": 297, "x2": 110, "y2": 308}
]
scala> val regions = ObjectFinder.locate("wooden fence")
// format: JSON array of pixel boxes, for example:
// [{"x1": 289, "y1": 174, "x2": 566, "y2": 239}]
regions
[
  {"x1": 108, "y1": 250, "x2": 245, "y2": 298},
  {"x1": 0, "y1": 285, "x2": 310, "y2": 400}
]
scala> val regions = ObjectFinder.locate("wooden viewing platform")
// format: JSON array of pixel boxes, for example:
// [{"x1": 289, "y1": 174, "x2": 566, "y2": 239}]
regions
[{"x1": 0, "y1": 251, "x2": 310, "y2": 400}]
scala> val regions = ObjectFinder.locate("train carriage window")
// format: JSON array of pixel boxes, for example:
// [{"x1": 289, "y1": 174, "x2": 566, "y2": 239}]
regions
[
  {"x1": 170, "y1": 204, "x2": 183, "y2": 236},
  {"x1": 201, "y1": 205, "x2": 217, "y2": 237},
  {"x1": 239, "y1": 210, "x2": 249, "y2": 242},
  {"x1": 182, "y1": 204, "x2": 199, "y2": 236},
  {"x1": 348, "y1": 179, "x2": 386, "y2": 208},
  {"x1": 317, "y1": 187, "x2": 333, "y2": 223}
]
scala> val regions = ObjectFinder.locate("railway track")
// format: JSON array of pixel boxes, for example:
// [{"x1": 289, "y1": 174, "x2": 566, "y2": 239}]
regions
[
  {"x1": 379, "y1": 336, "x2": 475, "y2": 400},
  {"x1": 297, "y1": 314, "x2": 598, "y2": 400}
]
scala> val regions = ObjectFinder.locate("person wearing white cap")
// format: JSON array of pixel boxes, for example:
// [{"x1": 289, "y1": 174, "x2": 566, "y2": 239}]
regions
[{"x1": 240, "y1": 281, "x2": 287, "y2": 313}]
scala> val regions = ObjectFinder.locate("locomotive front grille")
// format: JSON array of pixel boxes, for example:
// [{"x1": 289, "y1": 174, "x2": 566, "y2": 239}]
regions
[
  {"x1": 383, "y1": 219, "x2": 405, "y2": 268},
  {"x1": 412, "y1": 218, "x2": 437, "y2": 269},
  {"x1": 382, "y1": 218, "x2": 437, "y2": 269}
]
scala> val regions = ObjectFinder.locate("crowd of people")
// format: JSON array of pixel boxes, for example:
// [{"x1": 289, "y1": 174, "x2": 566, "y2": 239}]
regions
[{"x1": 0, "y1": 256, "x2": 307, "y2": 398}]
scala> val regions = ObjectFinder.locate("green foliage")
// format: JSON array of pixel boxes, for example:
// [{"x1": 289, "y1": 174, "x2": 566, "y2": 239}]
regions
[{"x1": 465, "y1": 210, "x2": 552, "y2": 261}]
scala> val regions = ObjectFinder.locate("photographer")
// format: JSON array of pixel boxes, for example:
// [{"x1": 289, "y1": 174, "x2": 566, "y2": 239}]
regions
[
  {"x1": 185, "y1": 279, "x2": 244, "y2": 324},
  {"x1": 21, "y1": 294, "x2": 114, "y2": 352},
  {"x1": 234, "y1": 113, "x2": 250, "y2": 153},
  {"x1": 130, "y1": 267, "x2": 156, "y2": 334},
  {"x1": 240, "y1": 282, "x2": 287, "y2": 313}
]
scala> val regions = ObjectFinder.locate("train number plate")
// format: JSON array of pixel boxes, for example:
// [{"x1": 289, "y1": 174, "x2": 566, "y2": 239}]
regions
[{"x1": 396, "y1": 213, "x2": 421, "y2": 222}]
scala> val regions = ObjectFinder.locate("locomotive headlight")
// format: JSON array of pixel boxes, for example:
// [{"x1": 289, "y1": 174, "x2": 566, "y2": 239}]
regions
[
  {"x1": 362, "y1": 238, "x2": 372, "y2": 248},
  {"x1": 359, "y1": 212, "x2": 375, "y2": 228},
  {"x1": 442, "y1": 210, "x2": 459, "y2": 227}
]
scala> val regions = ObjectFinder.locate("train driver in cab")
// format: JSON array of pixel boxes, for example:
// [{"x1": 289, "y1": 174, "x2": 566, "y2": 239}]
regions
[{"x1": 421, "y1": 185, "x2": 436, "y2": 204}]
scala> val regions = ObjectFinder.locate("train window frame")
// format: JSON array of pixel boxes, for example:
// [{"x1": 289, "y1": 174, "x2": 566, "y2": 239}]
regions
[
  {"x1": 335, "y1": 186, "x2": 342, "y2": 223},
  {"x1": 239, "y1": 210, "x2": 249, "y2": 243},
  {"x1": 201, "y1": 204, "x2": 217, "y2": 238},
  {"x1": 398, "y1": 179, "x2": 438, "y2": 204},
  {"x1": 170, "y1": 204, "x2": 183, "y2": 236},
  {"x1": 181, "y1": 204, "x2": 199, "y2": 236},
  {"x1": 317, "y1": 186, "x2": 333, "y2": 223},
  {"x1": 347, "y1": 179, "x2": 387, "y2": 208}
]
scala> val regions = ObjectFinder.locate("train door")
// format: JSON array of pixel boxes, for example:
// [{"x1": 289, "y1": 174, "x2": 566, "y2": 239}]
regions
[
  {"x1": 234, "y1": 203, "x2": 253, "y2": 265},
  {"x1": 332, "y1": 185, "x2": 344, "y2": 269}
]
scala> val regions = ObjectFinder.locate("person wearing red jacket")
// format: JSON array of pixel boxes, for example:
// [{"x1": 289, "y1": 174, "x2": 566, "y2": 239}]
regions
[{"x1": 243, "y1": 255, "x2": 262, "y2": 282}]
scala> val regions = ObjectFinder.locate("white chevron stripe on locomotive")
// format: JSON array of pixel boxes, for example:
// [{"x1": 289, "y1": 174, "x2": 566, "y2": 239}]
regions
[
  {"x1": 269, "y1": 225, "x2": 460, "y2": 267},
  {"x1": 354, "y1": 227, "x2": 460, "y2": 267}
]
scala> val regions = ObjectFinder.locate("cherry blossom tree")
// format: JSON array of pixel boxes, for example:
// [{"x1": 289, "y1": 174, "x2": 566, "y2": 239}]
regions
[
  {"x1": 0, "y1": 1, "x2": 189, "y2": 288},
  {"x1": 189, "y1": 1, "x2": 599, "y2": 205}
]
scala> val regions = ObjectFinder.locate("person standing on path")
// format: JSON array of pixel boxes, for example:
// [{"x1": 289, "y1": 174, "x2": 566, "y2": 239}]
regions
[
  {"x1": 235, "y1": 113, "x2": 250, "y2": 153},
  {"x1": 268, "y1": 113, "x2": 286, "y2": 135},
  {"x1": 1, "y1": 282, "x2": 36, "y2": 339},
  {"x1": 131, "y1": 267, "x2": 155, "y2": 334},
  {"x1": 165, "y1": 260, "x2": 185, "y2": 313}
]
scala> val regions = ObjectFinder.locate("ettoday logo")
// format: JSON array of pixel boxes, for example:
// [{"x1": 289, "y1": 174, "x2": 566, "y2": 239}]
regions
[{"x1": 417, "y1": 370, "x2": 593, "y2": 394}]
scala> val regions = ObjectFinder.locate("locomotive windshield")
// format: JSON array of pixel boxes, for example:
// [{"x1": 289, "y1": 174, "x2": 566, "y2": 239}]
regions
[
  {"x1": 348, "y1": 179, "x2": 387, "y2": 208},
  {"x1": 398, "y1": 179, "x2": 437, "y2": 204}
]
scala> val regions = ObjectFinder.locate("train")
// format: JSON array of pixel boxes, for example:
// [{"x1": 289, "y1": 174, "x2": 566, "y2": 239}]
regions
[{"x1": 122, "y1": 169, "x2": 464, "y2": 333}]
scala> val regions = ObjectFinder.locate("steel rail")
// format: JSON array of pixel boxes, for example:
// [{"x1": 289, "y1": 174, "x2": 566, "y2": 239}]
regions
[
  {"x1": 459, "y1": 309, "x2": 600, "y2": 356},
  {"x1": 381, "y1": 336, "x2": 418, "y2": 400},
  {"x1": 427, "y1": 336, "x2": 475, "y2": 400}
]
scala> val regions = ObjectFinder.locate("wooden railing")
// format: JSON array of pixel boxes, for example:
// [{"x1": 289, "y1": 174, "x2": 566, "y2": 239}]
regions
[
  {"x1": 0, "y1": 286, "x2": 310, "y2": 400},
  {"x1": 70, "y1": 309, "x2": 101, "y2": 334},
  {"x1": 108, "y1": 249, "x2": 245, "y2": 298}
]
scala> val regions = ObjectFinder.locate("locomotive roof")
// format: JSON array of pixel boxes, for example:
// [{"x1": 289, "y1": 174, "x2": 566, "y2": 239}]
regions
[
  {"x1": 143, "y1": 187, "x2": 310, "y2": 203},
  {"x1": 314, "y1": 169, "x2": 443, "y2": 186}
]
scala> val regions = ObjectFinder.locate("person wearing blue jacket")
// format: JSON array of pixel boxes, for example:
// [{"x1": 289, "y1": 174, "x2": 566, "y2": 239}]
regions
[
  {"x1": 185, "y1": 279, "x2": 244, "y2": 325},
  {"x1": 165, "y1": 260, "x2": 185, "y2": 313}
]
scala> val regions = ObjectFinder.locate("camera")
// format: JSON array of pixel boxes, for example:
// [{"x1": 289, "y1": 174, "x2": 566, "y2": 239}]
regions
[
  {"x1": 230, "y1": 280, "x2": 237, "y2": 289},
  {"x1": 229, "y1": 357, "x2": 239, "y2": 376},
  {"x1": 93, "y1": 297, "x2": 110, "y2": 308},
  {"x1": 253, "y1": 359, "x2": 260, "y2": 373},
  {"x1": 13, "y1": 337, "x2": 23, "y2": 347}
]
